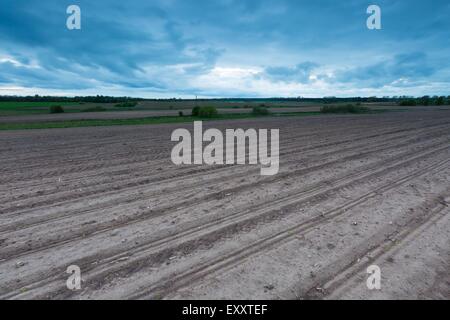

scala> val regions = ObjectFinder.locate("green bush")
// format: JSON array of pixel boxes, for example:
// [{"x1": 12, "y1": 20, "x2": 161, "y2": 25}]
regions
[
  {"x1": 320, "y1": 104, "x2": 370, "y2": 114},
  {"x1": 252, "y1": 106, "x2": 270, "y2": 116},
  {"x1": 178, "y1": 111, "x2": 184, "y2": 117},
  {"x1": 198, "y1": 106, "x2": 218, "y2": 117},
  {"x1": 82, "y1": 106, "x2": 107, "y2": 112},
  {"x1": 192, "y1": 106, "x2": 218, "y2": 117},
  {"x1": 192, "y1": 106, "x2": 201, "y2": 116},
  {"x1": 49, "y1": 105, "x2": 64, "y2": 113},
  {"x1": 115, "y1": 101, "x2": 138, "y2": 108}
]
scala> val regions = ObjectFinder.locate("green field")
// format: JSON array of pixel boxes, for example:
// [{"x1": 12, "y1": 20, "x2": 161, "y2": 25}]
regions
[
  {"x1": 0, "y1": 101, "x2": 72, "y2": 115},
  {"x1": 0, "y1": 99, "x2": 406, "y2": 117},
  {"x1": 0, "y1": 101, "x2": 139, "y2": 116},
  {"x1": 0, "y1": 112, "x2": 323, "y2": 130},
  {"x1": 0, "y1": 100, "x2": 325, "y2": 116},
  {"x1": 0, "y1": 99, "x2": 409, "y2": 130}
]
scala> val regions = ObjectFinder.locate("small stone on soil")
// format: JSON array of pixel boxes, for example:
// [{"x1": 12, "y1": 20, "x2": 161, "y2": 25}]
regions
[{"x1": 264, "y1": 284, "x2": 275, "y2": 291}]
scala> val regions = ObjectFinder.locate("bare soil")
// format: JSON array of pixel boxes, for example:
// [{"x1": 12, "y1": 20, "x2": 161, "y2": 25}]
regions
[{"x1": 0, "y1": 110, "x2": 449, "y2": 300}]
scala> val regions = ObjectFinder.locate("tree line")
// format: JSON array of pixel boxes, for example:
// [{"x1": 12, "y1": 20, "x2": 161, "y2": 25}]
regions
[{"x1": 0, "y1": 95, "x2": 448, "y2": 105}]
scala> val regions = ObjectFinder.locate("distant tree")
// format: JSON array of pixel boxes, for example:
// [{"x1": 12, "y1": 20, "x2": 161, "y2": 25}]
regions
[
  {"x1": 435, "y1": 96, "x2": 445, "y2": 106},
  {"x1": 399, "y1": 99, "x2": 417, "y2": 106},
  {"x1": 420, "y1": 96, "x2": 430, "y2": 106},
  {"x1": 192, "y1": 106, "x2": 201, "y2": 116}
]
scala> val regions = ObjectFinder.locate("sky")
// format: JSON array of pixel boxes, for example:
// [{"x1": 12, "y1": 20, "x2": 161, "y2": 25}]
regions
[{"x1": 0, "y1": 0, "x2": 449, "y2": 98}]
